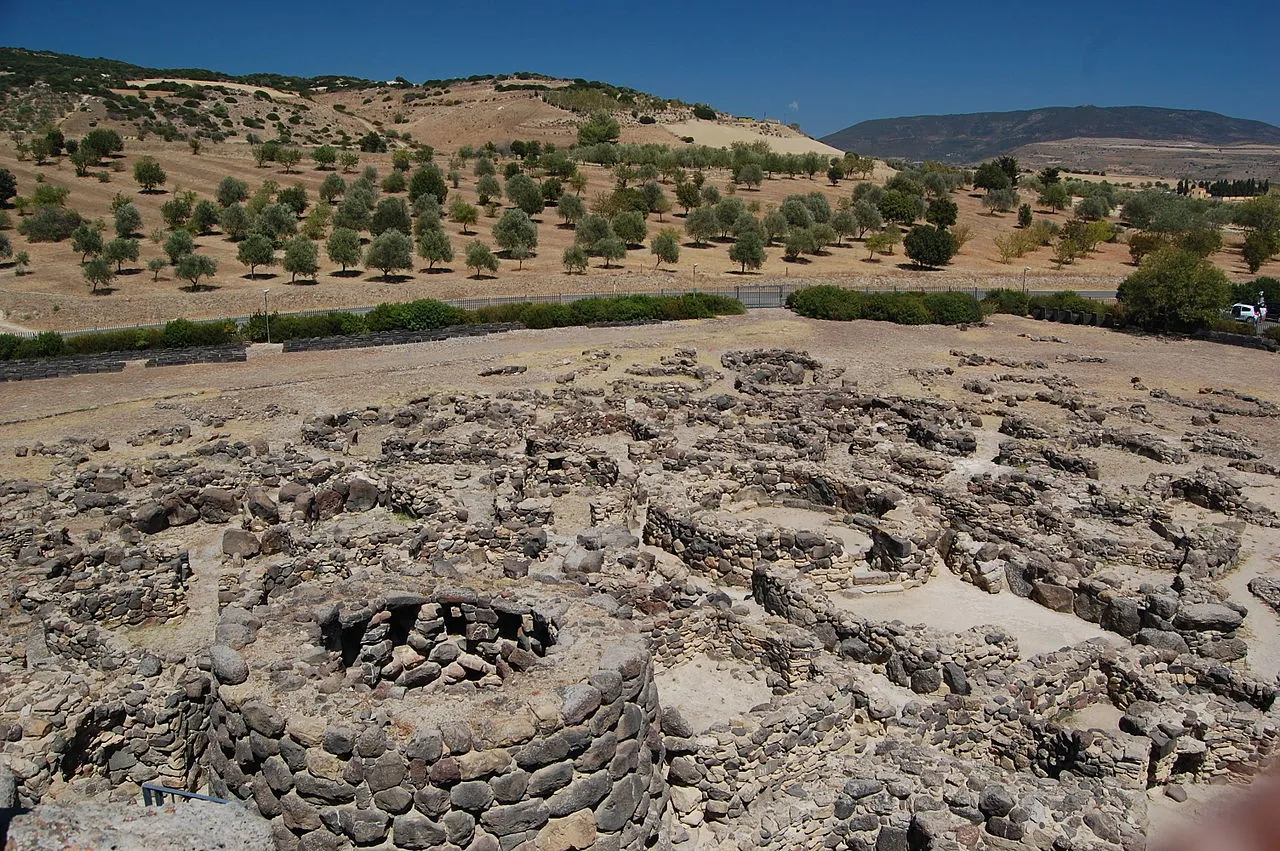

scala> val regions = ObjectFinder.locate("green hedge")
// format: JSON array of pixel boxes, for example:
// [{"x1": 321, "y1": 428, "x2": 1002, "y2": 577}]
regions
[
  {"x1": 1028, "y1": 290, "x2": 1101, "y2": 314},
  {"x1": 786, "y1": 286, "x2": 981, "y2": 326},
  {"x1": 466, "y1": 293, "x2": 744, "y2": 330},
  {"x1": 1208, "y1": 319, "x2": 1258, "y2": 336},
  {"x1": 1028, "y1": 291, "x2": 1124, "y2": 324},
  {"x1": 1, "y1": 293, "x2": 746, "y2": 361},
  {"x1": 981, "y1": 288, "x2": 1031, "y2": 316}
]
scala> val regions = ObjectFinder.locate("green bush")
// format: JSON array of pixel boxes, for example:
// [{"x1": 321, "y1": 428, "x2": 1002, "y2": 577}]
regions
[
  {"x1": 981, "y1": 288, "x2": 1031, "y2": 316},
  {"x1": 787, "y1": 286, "x2": 978, "y2": 325},
  {"x1": 667, "y1": 293, "x2": 745, "y2": 318},
  {"x1": 786, "y1": 285, "x2": 864, "y2": 321},
  {"x1": 163, "y1": 318, "x2": 236, "y2": 348},
  {"x1": 17, "y1": 205, "x2": 82, "y2": 242},
  {"x1": 66, "y1": 328, "x2": 163, "y2": 355},
  {"x1": 922, "y1": 292, "x2": 982, "y2": 324},
  {"x1": 243, "y1": 311, "x2": 367, "y2": 342},
  {"x1": 364, "y1": 299, "x2": 466, "y2": 333},
  {"x1": 858, "y1": 293, "x2": 932, "y2": 325},
  {"x1": 1207, "y1": 319, "x2": 1258, "y2": 336},
  {"x1": 0, "y1": 292, "x2": 745, "y2": 361},
  {"x1": 11, "y1": 331, "x2": 67, "y2": 359},
  {"x1": 1029, "y1": 290, "x2": 1101, "y2": 314},
  {"x1": 1263, "y1": 326, "x2": 1280, "y2": 344},
  {"x1": 467, "y1": 303, "x2": 534, "y2": 325},
  {"x1": 0, "y1": 334, "x2": 23, "y2": 360},
  {"x1": 519, "y1": 303, "x2": 576, "y2": 329}
]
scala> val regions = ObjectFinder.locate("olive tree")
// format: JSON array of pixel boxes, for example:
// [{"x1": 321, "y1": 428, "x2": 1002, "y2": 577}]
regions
[
  {"x1": 465, "y1": 240, "x2": 499, "y2": 277},
  {"x1": 417, "y1": 228, "x2": 453, "y2": 270},
  {"x1": 650, "y1": 229, "x2": 680, "y2": 268},
  {"x1": 133, "y1": 157, "x2": 166, "y2": 192},
  {"x1": 365, "y1": 229, "x2": 414, "y2": 280},
  {"x1": 282, "y1": 236, "x2": 319, "y2": 282},
  {"x1": 326, "y1": 227, "x2": 362, "y2": 272},
  {"x1": 493, "y1": 209, "x2": 538, "y2": 269},
  {"x1": 176, "y1": 254, "x2": 217, "y2": 289}
]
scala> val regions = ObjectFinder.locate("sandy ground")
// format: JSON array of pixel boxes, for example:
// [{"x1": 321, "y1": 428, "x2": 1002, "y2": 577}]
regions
[
  {"x1": 831, "y1": 563, "x2": 1117, "y2": 658},
  {"x1": 655, "y1": 654, "x2": 774, "y2": 734},
  {"x1": 126, "y1": 79, "x2": 302, "y2": 100},
  {"x1": 1217, "y1": 525, "x2": 1280, "y2": 680},
  {"x1": 662, "y1": 119, "x2": 844, "y2": 157}
]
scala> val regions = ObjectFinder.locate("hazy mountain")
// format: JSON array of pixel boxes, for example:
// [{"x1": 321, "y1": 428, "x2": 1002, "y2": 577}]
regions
[{"x1": 820, "y1": 106, "x2": 1280, "y2": 163}]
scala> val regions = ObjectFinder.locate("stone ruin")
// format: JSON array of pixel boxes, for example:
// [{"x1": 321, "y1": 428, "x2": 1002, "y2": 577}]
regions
[{"x1": 2, "y1": 340, "x2": 1280, "y2": 850}]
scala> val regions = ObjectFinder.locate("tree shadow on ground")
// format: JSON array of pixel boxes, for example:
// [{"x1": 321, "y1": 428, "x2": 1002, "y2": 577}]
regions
[{"x1": 330, "y1": 270, "x2": 363, "y2": 278}]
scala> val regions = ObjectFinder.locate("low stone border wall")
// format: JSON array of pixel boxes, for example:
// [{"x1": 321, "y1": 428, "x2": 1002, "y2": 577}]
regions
[
  {"x1": 280, "y1": 323, "x2": 520, "y2": 353},
  {"x1": 0, "y1": 354, "x2": 125, "y2": 382},
  {"x1": 144, "y1": 344, "x2": 248, "y2": 368}
]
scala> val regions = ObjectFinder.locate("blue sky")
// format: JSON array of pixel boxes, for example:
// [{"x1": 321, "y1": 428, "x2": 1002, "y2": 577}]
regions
[{"x1": 4, "y1": 0, "x2": 1278, "y2": 137}]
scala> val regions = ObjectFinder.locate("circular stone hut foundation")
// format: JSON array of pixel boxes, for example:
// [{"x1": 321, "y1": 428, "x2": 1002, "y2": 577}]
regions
[{"x1": 205, "y1": 579, "x2": 667, "y2": 850}]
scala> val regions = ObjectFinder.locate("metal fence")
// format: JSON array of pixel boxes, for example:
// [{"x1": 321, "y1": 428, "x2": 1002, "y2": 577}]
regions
[
  {"x1": 140, "y1": 782, "x2": 228, "y2": 807},
  {"x1": 40, "y1": 284, "x2": 1116, "y2": 339}
]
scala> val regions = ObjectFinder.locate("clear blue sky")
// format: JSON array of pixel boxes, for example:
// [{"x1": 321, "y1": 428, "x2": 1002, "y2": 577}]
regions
[{"x1": 4, "y1": 0, "x2": 1278, "y2": 137}]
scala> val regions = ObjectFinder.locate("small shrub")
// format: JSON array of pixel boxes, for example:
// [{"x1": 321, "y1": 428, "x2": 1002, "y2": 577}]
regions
[
  {"x1": 364, "y1": 299, "x2": 466, "y2": 333},
  {"x1": 0, "y1": 334, "x2": 23, "y2": 360},
  {"x1": 163, "y1": 318, "x2": 236, "y2": 348},
  {"x1": 1028, "y1": 290, "x2": 1102, "y2": 314},
  {"x1": 981, "y1": 288, "x2": 1031, "y2": 316},
  {"x1": 858, "y1": 293, "x2": 932, "y2": 325},
  {"x1": 12, "y1": 331, "x2": 68, "y2": 359},
  {"x1": 519, "y1": 303, "x2": 576, "y2": 329},
  {"x1": 922, "y1": 292, "x2": 982, "y2": 324},
  {"x1": 1207, "y1": 319, "x2": 1257, "y2": 336},
  {"x1": 786, "y1": 285, "x2": 864, "y2": 321},
  {"x1": 787, "y1": 286, "x2": 976, "y2": 325}
]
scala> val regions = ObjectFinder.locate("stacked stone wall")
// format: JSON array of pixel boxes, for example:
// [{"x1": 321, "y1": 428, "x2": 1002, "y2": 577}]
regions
[{"x1": 206, "y1": 640, "x2": 668, "y2": 851}]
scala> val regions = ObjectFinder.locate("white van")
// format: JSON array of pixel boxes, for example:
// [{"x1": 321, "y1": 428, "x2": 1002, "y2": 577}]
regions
[{"x1": 1226, "y1": 303, "x2": 1261, "y2": 324}]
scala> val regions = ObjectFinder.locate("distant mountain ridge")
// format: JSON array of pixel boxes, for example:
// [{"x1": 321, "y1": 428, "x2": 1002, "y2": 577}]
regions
[{"x1": 820, "y1": 106, "x2": 1280, "y2": 164}]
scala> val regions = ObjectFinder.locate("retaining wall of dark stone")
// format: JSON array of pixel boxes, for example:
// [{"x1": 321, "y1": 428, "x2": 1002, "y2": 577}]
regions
[
  {"x1": 144, "y1": 344, "x2": 249, "y2": 368},
  {"x1": 281, "y1": 324, "x2": 521, "y2": 353},
  {"x1": 0, "y1": 354, "x2": 125, "y2": 383}
]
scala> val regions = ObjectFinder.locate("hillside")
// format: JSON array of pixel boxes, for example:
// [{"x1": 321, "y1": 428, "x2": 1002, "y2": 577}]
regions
[
  {"x1": 1, "y1": 48, "x2": 835, "y2": 153},
  {"x1": 0, "y1": 49, "x2": 1277, "y2": 336},
  {"x1": 821, "y1": 106, "x2": 1280, "y2": 164}
]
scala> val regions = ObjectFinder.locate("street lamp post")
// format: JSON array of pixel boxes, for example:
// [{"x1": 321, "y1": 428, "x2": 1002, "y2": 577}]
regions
[
  {"x1": 1022, "y1": 266, "x2": 1031, "y2": 294},
  {"x1": 263, "y1": 289, "x2": 271, "y2": 344}
]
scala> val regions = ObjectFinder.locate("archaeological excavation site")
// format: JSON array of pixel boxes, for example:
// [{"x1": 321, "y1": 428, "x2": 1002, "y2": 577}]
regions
[{"x1": 1, "y1": 311, "x2": 1279, "y2": 851}]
